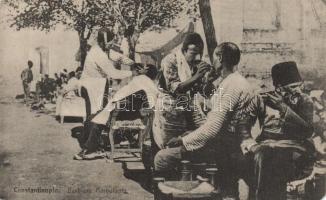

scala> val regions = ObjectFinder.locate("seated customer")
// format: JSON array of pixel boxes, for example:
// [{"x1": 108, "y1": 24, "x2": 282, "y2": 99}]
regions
[
  {"x1": 154, "y1": 43, "x2": 257, "y2": 198},
  {"x1": 73, "y1": 64, "x2": 158, "y2": 160},
  {"x1": 239, "y1": 61, "x2": 315, "y2": 200}
]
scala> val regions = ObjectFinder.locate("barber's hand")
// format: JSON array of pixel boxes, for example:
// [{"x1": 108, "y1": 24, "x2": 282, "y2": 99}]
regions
[
  {"x1": 249, "y1": 144, "x2": 265, "y2": 154},
  {"x1": 263, "y1": 92, "x2": 287, "y2": 113},
  {"x1": 166, "y1": 136, "x2": 183, "y2": 148},
  {"x1": 206, "y1": 68, "x2": 220, "y2": 83},
  {"x1": 194, "y1": 62, "x2": 210, "y2": 80}
]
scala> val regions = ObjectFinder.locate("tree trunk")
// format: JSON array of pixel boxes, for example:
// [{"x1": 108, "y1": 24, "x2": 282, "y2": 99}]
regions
[
  {"x1": 198, "y1": 0, "x2": 218, "y2": 63},
  {"x1": 79, "y1": 37, "x2": 88, "y2": 69},
  {"x1": 127, "y1": 32, "x2": 140, "y2": 61}
]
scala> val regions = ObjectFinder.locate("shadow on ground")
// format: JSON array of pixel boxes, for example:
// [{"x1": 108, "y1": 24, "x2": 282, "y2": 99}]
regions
[
  {"x1": 0, "y1": 151, "x2": 11, "y2": 200},
  {"x1": 69, "y1": 124, "x2": 154, "y2": 194},
  {"x1": 71, "y1": 126, "x2": 85, "y2": 149},
  {"x1": 0, "y1": 152, "x2": 10, "y2": 168},
  {"x1": 121, "y1": 161, "x2": 153, "y2": 194}
]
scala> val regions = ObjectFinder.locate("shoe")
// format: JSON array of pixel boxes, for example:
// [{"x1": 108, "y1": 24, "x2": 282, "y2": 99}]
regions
[
  {"x1": 73, "y1": 149, "x2": 87, "y2": 160},
  {"x1": 83, "y1": 151, "x2": 106, "y2": 160}
]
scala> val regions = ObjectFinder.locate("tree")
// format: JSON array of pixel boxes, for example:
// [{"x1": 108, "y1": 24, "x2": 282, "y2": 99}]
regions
[
  {"x1": 4, "y1": 0, "x2": 114, "y2": 68},
  {"x1": 198, "y1": 0, "x2": 217, "y2": 63},
  {"x1": 94, "y1": 0, "x2": 189, "y2": 60}
]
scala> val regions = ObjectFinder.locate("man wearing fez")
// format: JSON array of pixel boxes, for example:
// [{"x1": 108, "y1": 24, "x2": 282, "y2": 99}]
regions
[
  {"x1": 154, "y1": 42, "x2": 257, "y2": 198},
  {"x1": 239, "y1": 61, "x2": 315, "y2": 200}
]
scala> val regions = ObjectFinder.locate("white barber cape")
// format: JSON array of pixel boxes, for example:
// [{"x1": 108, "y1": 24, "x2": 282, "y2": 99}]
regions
[{"x1": 91, "y1": 75, "x2": 160, "y2": 125}]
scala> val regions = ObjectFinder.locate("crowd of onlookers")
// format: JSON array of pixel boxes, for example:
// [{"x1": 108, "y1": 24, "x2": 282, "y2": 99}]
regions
[{"x1": 20, "y1": 61, "x2": 83, "y2": 109}]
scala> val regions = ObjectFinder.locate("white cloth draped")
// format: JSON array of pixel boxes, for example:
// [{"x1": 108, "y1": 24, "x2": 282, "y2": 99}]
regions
[
  {"x1": 91, "y1": 75, "x2": 160, "y2": 125},
  {"x1": 175, "y1": 49, "x2": 192, "y2": 82}
]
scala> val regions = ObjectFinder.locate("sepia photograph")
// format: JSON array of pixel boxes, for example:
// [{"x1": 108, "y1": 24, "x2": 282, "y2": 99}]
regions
[{"x1": 0, "y1": 0, "x2": 325, "y2": 199}]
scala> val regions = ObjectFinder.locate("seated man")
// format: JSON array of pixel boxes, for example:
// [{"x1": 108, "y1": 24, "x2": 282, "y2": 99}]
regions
[
  {"x1": 239, "y1": 61, "x2": 315, "y2": 200},
  {"x1": 154, "y1": 42, "x2": 257, "y2": 198},
  {"x1": 61, "y1": 71, "x2": 79, "y2": 96},
  {"x1": 55, "y1": 71, "x2": 84, "y2": 118},
  {"x1": 74, "y1": 64, "x2": 158, "y2": 160}
]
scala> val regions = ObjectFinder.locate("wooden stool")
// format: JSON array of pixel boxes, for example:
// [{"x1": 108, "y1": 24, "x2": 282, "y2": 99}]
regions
[{"x1": 106, "y1": 108, "x2": 154, "y2": 162}]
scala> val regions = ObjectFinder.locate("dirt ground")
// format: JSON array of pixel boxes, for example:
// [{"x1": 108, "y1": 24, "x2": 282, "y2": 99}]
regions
[{"x1": 0, "y1": 100, "x2": 153, "y2": 200}]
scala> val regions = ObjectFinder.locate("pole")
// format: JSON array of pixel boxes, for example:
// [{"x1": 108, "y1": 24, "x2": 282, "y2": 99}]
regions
[{"x1": 198, "y1": 0, "x2": 218, "y2": 63}]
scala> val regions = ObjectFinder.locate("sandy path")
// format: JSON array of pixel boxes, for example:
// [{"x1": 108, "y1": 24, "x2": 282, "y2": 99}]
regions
[{"x1": 0, "y1": 101, "x2": 153, "y2": 200}]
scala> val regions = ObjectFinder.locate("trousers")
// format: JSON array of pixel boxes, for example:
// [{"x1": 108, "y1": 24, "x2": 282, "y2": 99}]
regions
[
  {"x1": 154, "y1": 135, "x2": 242, "y2": 197},
  {"x1": 238, "y1": 145, "x2": 314, "y2": 200},
  {"x1": 154, "y1": 135, "x2": 314, "y2": 200},
  {"x1": 22, "y1": 81, "x2": 30, "y2": 101}
]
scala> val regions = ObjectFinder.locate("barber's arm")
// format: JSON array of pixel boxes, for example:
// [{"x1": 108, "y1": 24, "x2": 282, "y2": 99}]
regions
[
  {"x1": 175, "y1": 62, "x2": 210, "y2": 94},
  {"x1": 162, "y1": 55, "x2": 209, "y2": 94},
  {"x1": 109, "y1": 49, "x2": 134, "y2": 66},
  {"x1": 96, "y1": 49, "x2": 133, "y2": 79}
]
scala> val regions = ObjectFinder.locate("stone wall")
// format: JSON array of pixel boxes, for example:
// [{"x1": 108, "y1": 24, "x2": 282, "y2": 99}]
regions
[{"x1": 237, "y1": 0, "x2": 326, "y2": 79}]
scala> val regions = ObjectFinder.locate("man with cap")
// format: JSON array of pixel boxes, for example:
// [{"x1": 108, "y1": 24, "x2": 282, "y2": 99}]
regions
[{"x1": 239, "y1": 61, "x2": 315, "y2": 200}]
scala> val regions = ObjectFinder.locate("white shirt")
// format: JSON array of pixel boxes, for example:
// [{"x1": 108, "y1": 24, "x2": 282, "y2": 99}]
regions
[
  {"x1": 63, "y1": 77, "x2": 79, "y2": 94},
  {"x1": 182, "y1": 71, "x2": 256, "y2": 151},
  {"x1": 81, "y1": 44, "x2": 134, "y2": 79}
]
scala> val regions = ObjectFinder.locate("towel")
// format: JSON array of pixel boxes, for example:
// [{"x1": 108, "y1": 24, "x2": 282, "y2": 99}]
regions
[{"x1": 175, "y1": 49, "x2": 192, "y2": 82}]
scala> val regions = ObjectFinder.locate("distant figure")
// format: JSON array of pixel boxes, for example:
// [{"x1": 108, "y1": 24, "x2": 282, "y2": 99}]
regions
[
  {"x1": 62, "y1": 71, "x2": 79, "y2": 97},
  {"x1": 75, "y1": 67, "x2": 83, "y2": 80},
  {"x1": 21, "y1": 60, "x2": 33, "y2": 103},
  {"x1": 42, "y1": 74, "x2": 56, "y2": 101},
  {"x1": 54, "y1": 73, "x2": 62, "y2": 88},
  {"x1": 61, "y1": 69, "x2": 68, "y2": 84}
]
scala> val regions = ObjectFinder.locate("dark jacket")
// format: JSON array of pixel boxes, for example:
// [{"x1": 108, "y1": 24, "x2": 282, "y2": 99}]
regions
[{"x1": 241, "y1": 93, "x2": 315, "y2": 155}]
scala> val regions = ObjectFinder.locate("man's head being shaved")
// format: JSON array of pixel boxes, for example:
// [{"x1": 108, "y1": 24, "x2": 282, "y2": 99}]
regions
[{"x1": 214, "y1": 42, "x2": 241, "y2": 70}]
